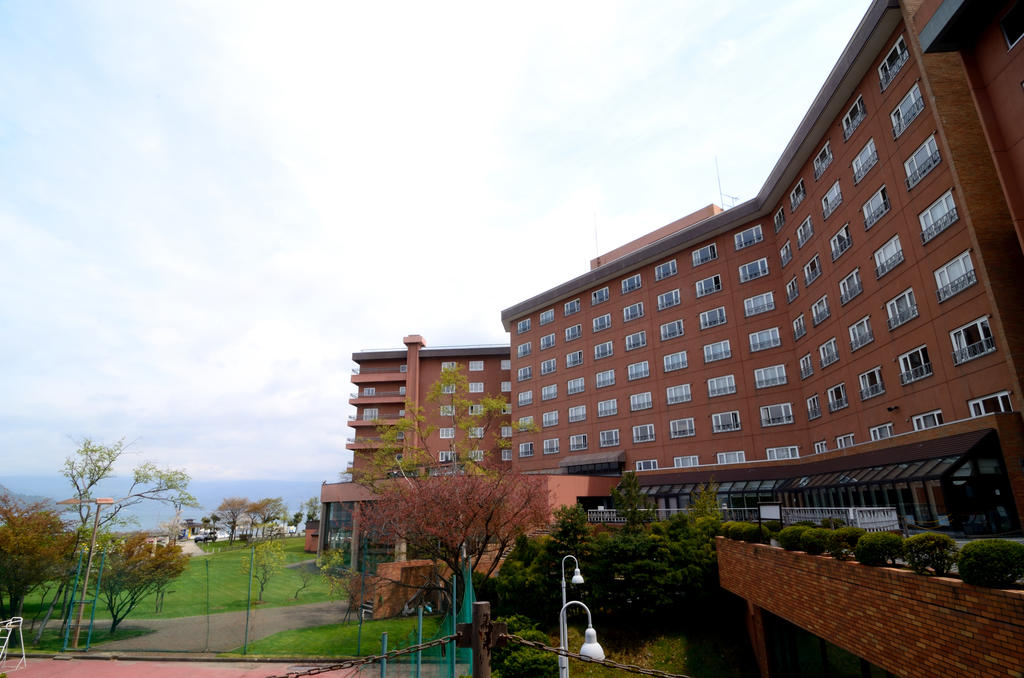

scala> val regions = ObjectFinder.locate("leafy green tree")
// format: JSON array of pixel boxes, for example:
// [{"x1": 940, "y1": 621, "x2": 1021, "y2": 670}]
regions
[
  {"x1": 0, "y1": 493, "x2": 76, "y2": 617},
  {"x1": 242, "y1": 540, "x2": 286, "y2": 602},
  {"x1": 247, "y1": 497, "x2": 287, "y2": 538},
  {"x1": 610, "y1": 471, "x2": 654, "y2": 533},
  {"x1": 101, "y1": 534, "x2": 188, "y2": 633},
  {"x1": 689, "y1": 481, "x2": 722, "y2": 521},
  {"x1": 550, "y1": 503, "x2": 590, "y2": 554},
  {"x1": 302, "y1": 497, "x2": 321, "y2": 523}
]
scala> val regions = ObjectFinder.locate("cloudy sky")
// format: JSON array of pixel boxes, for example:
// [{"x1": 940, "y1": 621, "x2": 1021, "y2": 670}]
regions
[{"x1": 1, "y1": 0, "x2": 872, "y2": 483}]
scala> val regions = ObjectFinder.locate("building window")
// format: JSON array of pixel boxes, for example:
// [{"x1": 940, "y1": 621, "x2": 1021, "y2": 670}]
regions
[
  {"x1": 663, "y1": 351, "x2": 688, "y2": 372},
  {"x1": 517, "y1": 342, "x2": 531, "y2": 358},
  {"x1": 621, "y1": 274, "x2": 642, "y2": 294},
  {"x1": 863, "y1": 186, "x2": 891, "y2": 230},
  {"x1": 913, "y1": 409, "x2": 944, "y2": 431},
  {"x1": 438, "y1": 451, "x2": 455, "y2": 463},
  {"x1": 717, "y1": 450, "x2": 746, "y2": 465},
  {"x1": 441, "y1": 361, "x2": 457, "y2": 370},
  {"x1": 517, "y1": 318, "x2": 531, "y2": 334},
  {"x1": 502, "y1": 449, "x2": 512, "y2": 461},
  {"x1": 569, "y1": 434, "x2": 588, "y2": 451},
  {"x1": 540, "y1": 333, "x2": 555, "y2": 350},
  {"x1": 739, "y1": 257, "x2": 770, "y2": 283},
  {"x1": 599, "y1": 429, "x2": 620, "y2": 447},
  {"x1": 597, "y1": 398, "x2": 618, "y2": 417},
  {"x1": 670, "y1": 418, "x2": 696, "y2": 439},
  {"x1": 541, "y1": 384, "x2": 557, "y2": 401},
  {"x1": 467, "y1": 360, "x2": 484, "y2": 372},
  {"x1": 592, "y1": 286, "x2": 609, "y2": 305},
  {"x1": 708, "y1": 374, "x2": 736, "y2": 397},
  {"x1": 623, "y1": 302, "x2": 645, "y2": 322},
  {"x1": 502, "y1": 403, "x2": 512, "y2": 414},
  {"x1": 734, "y1": 225, "x2": 763, "y2": 251},
  {"x1": 853, "y1": 138, "x2": 878, "y2": 183},
  {"x1": 786, "y1": 277, "x2": 800, "y2": 303},
  {"x1": 849, "y1": 316, "x2": 874, "y2": 352},
  {"x1": 712, "y1": 411, "x2": 741, "y2": 433},
  {"x1": 700, "y1": 306, "x2": 727, "y2": 329},
  {"x1": 660, "y1": 319, "x2": 684, "y2": 341},
  {"x1": 870, "y1": 423, "x2": 894, "y2": 441},
  {"x1": 819, "y1": 337, "x2": 839, "y2": 368},
  {"x1": 635, "y1": 459, "x2": 658, "y2": 471},
  {"x1": 969, "y1": 391, "x2": 1013, "y2": 417},
  {"x1": 754, "y1": 364, "x2": 787, "y2": 389},
  {"x1": 565, "y1": 351, "x2": 583, "y2": 368},
  {"x1": 793, "y1": 313, "x2": 807, "y2": 340},
  {"x1": 744, "y1": 292, "x2": 775, "y2": 317},
  {"x1": 675, "y1": 455, "x2": 700, "y2": 468},
  {"x1": 898, "y1": 345, "x2": 933, "y2": 385},
  {"x1": 749, "y1": 327, "x2": 781, "y2": 352},
  {"x1": 827, "y1": 383, "x2": 848, "y2": 412},
  {"x1": 543, "y1": 438, "x2": 560, "y2": 455},
  {"x1": 760, "y1": 402, "x2": 794, "y2": 427},
  {"x1": 859, "y1": 366, "x2": 885, "y2": 401},
  {"x1": 542, "y1": 410, "x2": 559, "y2": 427},
  {"x1": 567, "y1": 377, "x2": 585, "y2": 395},
  {"x1": 839, "y1": 268, "x2": 863, "y2": 305},
  {"x1": 630, "y1": 392, "x2": 653, "y2": 411},
  {"x1": 468, "y1": 404, "x2": 484, "y2": 415},
  {"x1": 790, "y1": 180, "x2": 806, "y2": 211},
  {"x1": 657, "y1": 289, "x2": 681, "y2": 310},
  {"x1": 780, "y1": 240, "x2": 793, "y2": 267},
  {"x1": 935, "y1": 251, "x2": 977, "y2": 302},
  {"x1": 469, "y1": 382, "x2": 484, "y2": 393},
  {"x1": 951, "y1": 317, "x2": 995, "y2": 365},
  {"x1": 439, "y1": 428, "x2": 455, "y2": 439},
  {"x1": 501, "y1": 359, "x2": 510, "y2": 370},
  {"x1": 696, "y1": 274, "x2": 723, "y2": 298},
  {"x1": 517, "y1": 366, "x2": 532, "y2": 382},
  {"x1": 814, "y1": 440, "x2": 829, "y2": 454},
  {"x1": 655, "y1": 259, "x2": 678, "y2": 281},
  {"x1": 814, "y1": 142, "x2": 833, "y2": 180},
  {"x1": 905, "y1": 135, "x2": 941, "y2": 189},
  {"x1": 836, "y1": 434, "x2": 855, "y2": 449},
  {"x1": 593, "y1": 313, "x2": 612, "y2": 332},
  {"x1": 627, "y1": 361, "x2": 650, "y2": 380},
  {"x1": 468, "y1": 427, "x2": 484, "y2": 439},
  {"x1": 806, "y1": 394, "x2": 822, "y2": 420},
  {"x1": 873, "y1": 235, "x2": 903, "y2": 279},
  {"x1": 565, "y1": 324, "x2": 582, "y2": 341},
  {"x1": 830, "y1": 223, "x2": 852, "y2": 261},
  {"x1": 519, "y1": 442, "x2": 534, "y2": 458},
  {"x1": 800, "y1": 353, "x2": 815, "y2": 380},
  {"x1": 362, "y1": 408, "x2": 379, "y2": 421},
  {"x1": 594, "y1": 341, "x2": 614, "y2": 360},
  {"x1": 632, "y1": 424, "x2": 656, "y2": 443},
  {"x1": 626, "y1": 330, "x2": 648, "y2": 351},
  {"x1": 703, "y1": 339, "x2": 731, "y2": 363},
  {"x1": 767, "y1": 446, "x2": 799, "y2": 460},
  {"x1": 842, "y1": 95, "x2": 867, "y2": 140},
  {"x1": 564, "y1": 298, "x2": 581, "y2": 316},
  {"x1": 501, "y1": 426, "x2": 513, "y2": 438},
  {"x1": 568, "y1": 405, "x2": 586, "y2": 422},
  {"x1": 821, "y1": 180, "x2": 842, "y2": 219},
  {"x1": 666, "y1": 383, "x2": 692, "y2": 404},
  {"x1": 797, "y1": 216, "x2": 814, "y2": 248},
  {"x1": 886, "y1": 288, "x2": 919, "y2": 331},
  {"x1": 879, "y1": 36, "x2": 910, "y2": 90},
  {"x1": 501, "y1": 381, "x2": 511, "y2": 392},
  {"x1": 803, "y1": 255, "x2": 822, "y2": 286},
  {"x1": 692, "y1": 243, "x2": 718, "y2": 267},
  {"x1": 596, "y1": 369, "x2": 615, "y2": 388},
  {"x1": 920, "y1": 190, "x2": 958, "y2": 244},
  {"x1": 774, "y1": 207, "x2": 786, "y2": 233},
  {"x1": 891, "y1": 83, "x2": 925, "y2": 138},
  {"x1": 539, "y1": 309, "x2": 554, "y2": 326}
]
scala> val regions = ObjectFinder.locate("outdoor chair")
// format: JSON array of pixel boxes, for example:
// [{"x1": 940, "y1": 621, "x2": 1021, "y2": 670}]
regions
[{"x1": 0, "y1": 616, "x2": 26, "y2": 671}]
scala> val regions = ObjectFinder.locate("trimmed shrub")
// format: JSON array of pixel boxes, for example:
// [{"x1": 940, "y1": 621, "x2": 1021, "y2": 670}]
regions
[
  {"x1": 736, "y1": 522, "x2": 769, "y2": 543},
  {"x1": 719, "y1": 521, "x2": 740, "y2": 539},
  {"x1": 793, "y1": 520, "x2": 817, "y2": 527},
  {"x1": 855, "y1": 532, "x2": 904, "y2": 566},
  {"x1": 904, "y1": 532, "x2": 958, "y2": 576},
  {"x1": 958, "y1": 539, "x2": 1024, "y2": 588},
  {"x1": 828, "y1": 527, "x2": 867, "y2": 560},
  {"x1": 778, "y1": 525, "x2": 810, "y2": 551},
  {"x1": 765, "y1": 520, "x2": 782, "y2": 535},
  {"x1": 801, "y1": 528, "x2": 832, "y2": 555},
  {"x1": 820, "y1": 517, "x2": 846, "y2": 529}
]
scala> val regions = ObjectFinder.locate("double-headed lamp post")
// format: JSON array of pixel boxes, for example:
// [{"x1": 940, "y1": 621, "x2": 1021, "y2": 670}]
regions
[
  {"x1": 559, "y1": 555, "x2": 584, "y2": 678},
  {"x1": 559, "y1": 600, "x2": 605, "y2": 677},
  {"x1": 57, "y1": 496, "x2": 115, "y2": 649}
]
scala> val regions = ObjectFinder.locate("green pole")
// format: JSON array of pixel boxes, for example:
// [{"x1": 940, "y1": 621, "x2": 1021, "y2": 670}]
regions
[
  {"x1": 85, "y1": 549, "x2": 107, "y2": 651},
  {"x1": 379, "y1": 632, "x2": 388, "y2": 678},
  {"x1": 416, "y1": 605, "x2": 423, "y2": 678},
  {"x1": 242, "y1": 545, "x2": 255, "y2": 655},
  {"x1": 205, "y1": 558, "x2": 211, "y2": 652},
  {"x1": 62, "y1": 551, "x2": 84, "y2": 652},
  {"x1": 449, "y1": 574, "x2": 456, "y2": 678},
  {"x1": 356, "y1": 535, "x2": 367, "y2": 655}
]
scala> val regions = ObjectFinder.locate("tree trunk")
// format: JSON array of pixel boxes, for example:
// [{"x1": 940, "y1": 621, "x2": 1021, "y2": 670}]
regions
[{"x1": 35, "y1": 580, "x2": 67, "y2": 646}]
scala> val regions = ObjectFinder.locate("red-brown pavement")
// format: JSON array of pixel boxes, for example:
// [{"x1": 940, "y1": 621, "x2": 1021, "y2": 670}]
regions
[{"x1": 7, "y1": 656, "x2": 361, "y2": 677}]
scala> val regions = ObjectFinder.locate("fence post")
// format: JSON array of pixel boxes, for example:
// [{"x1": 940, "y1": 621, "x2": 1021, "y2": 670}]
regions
[
  {"x1": 471, "y1": 601, "x2": 491, "y2": 678},
  {"x1": 449, "y1": 574, "x2": 457, "y2": 678},
  {"x1": 416, "y1": 605, "x2": 423, "y2": 678},
  {"x1": 379, "y1": 632, "x2": 388, "y2": 678},
  {"x1": 242, "y1": 545, "x2": 255, "y2": 655}
]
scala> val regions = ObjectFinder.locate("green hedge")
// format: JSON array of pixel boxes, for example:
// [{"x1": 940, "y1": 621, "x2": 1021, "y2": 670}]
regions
[
  {"x1": 903, "y1": 533, "x2": 958, "y2": 576},
  {"x1": 800, "y1": 528, "x2": 832, "y2": 555},
  {"x1": 778, "y1": 525, "x2": 810, "y2": 551},
  {"x1": 828, "y1": 527, "x2": 867, "y2": 560},
  {"x1": 855, "y1": 532, "x2": 904, "y2": 566},
  {"x1": 958, "y1": 539, "x2": 1024, "y2": 588}
]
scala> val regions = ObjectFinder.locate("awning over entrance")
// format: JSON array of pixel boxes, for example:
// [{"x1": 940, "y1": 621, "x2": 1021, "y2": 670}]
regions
[{"x1": 559, "y1": 450, "x2": 626, "y2": 475}]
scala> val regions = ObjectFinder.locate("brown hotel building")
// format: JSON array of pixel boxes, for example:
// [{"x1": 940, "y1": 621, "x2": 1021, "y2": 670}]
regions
[{"x1": 501, "y1": 0, "x2": 1024, "y2": 534}]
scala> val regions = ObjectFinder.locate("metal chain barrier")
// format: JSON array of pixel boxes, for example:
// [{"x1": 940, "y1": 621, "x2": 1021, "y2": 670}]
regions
[
  {"x1": 501, "y1": 632, "x2": 694, "y2": 678},
  {"x1": 264, "y1": 634, "x2": 457, "y2": 678}
]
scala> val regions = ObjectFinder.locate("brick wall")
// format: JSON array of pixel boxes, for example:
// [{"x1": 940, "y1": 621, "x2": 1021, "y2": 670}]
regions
[{"x1": 717, "y1": 537, "x2": 1024, "y2": 678}]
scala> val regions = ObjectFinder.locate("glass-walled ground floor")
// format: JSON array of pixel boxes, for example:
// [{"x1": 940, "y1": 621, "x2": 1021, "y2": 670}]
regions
[
  {"x1": 763, "y1": 611, "x2": 897, "y2": 678},
  {"x1": 321, "y1": 500, "x2": 393, "y2": 573}
]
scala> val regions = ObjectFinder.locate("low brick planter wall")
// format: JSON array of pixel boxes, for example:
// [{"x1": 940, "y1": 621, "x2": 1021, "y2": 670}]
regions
[{"x1": 717, "y1": 537, "x2": 1024, "y2": 678}]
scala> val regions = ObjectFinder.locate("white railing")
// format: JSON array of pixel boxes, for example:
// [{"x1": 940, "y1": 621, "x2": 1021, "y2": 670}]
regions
[{"x1": 586, "y1": 506, "x2": 900, "y2": 532}]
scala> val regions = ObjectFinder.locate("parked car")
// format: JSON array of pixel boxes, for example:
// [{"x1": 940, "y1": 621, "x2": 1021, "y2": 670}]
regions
[{"x1": 193, "y1": 531, "x2": 218, "y2": 543}]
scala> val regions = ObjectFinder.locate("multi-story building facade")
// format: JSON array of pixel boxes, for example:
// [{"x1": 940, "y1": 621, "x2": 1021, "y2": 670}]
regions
[{"x1": 501, "y1": 0, "x2": 1024, "y2": 534}]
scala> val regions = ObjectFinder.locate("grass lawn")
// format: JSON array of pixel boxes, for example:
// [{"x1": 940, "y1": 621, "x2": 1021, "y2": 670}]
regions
[
  {"x1": 28, "y1": 627, "x2": 153, "y2": 652},
  {"x1": 221, "y1": 616, "x2": 445, "y2": 658},
  {"x1": 21, "y1": 537, "x2": 332, "y2": 623}
]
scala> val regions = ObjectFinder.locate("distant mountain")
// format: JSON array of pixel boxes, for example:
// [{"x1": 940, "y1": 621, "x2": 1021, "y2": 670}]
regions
[{"x1": 0, "y1": 483, "x2": 56, "y2": 507}]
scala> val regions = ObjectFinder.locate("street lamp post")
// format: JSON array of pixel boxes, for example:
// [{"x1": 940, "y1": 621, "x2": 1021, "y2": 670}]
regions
[
  {"x1": 559, "y1": 555, "x2": 584, "y2": 678},
  {"x1": 559, "y1": 600, "x2": 605, "y2": 677},
  {"x1": 57, "y1": 497, "x2": 115, "y2": 649}
]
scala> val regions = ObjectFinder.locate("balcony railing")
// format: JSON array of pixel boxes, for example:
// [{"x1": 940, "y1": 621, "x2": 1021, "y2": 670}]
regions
[
  {"x1": 756, "y1": 375, "x2": 787, "y2": 388},
  {"x1": 814, "y1": 152, "x2": 833, "y2": 180},
  {"x1": 793, "y1": 323, "x2": 807, "y2": 341},
  {"x1": 797, "y1": 228, "x2": 813, "y2": 248},
  {"x1": 820, "y1": 350, "x2": 839, "y2": 368},
  {"x1": 843, "y1": 107, "x2": 867, "y2": 141},
  {"x1": 936, "y1": 269, "x2": 977, "y2": 302},
  {"x1": 899, "y1": 362, "x2": 933, "y2": 385},
  {"x1": 751, "y1": 338, "x2": 781, "y2": 352},
  {"x1": 853, "y1": 150, "x2": 878, "y2": 184},
  {"x1": 864, "y1": 197, "x2": 891, "y2": 230},
  {"x1": 952, "y1": 336, "x2": 996, "y2": 365},
  {"x1": 879, "y1": 50, "x2": 910, "y2": 91},
  {"x1": 860, "y1": 382, "x2": 885, "y2": 401},
  {"x1": 781, "y1": 250, "x2": 792, "y2": 267},
  {"x1": 892, "y1": 97, "x2": 925, "y2": 139},
  {"x1": 813, "y1": 307, "x2": 831, "y2": 326},
  {"x1": 887, "y1": 304, "x2": 919, "y2": 330},
  {"x1": 709, "y1": 384, "x2": 737, "y2": 397},
  {"x1": 701, "y1": 316, "x2": 726, "y2": 330},
  {"x1": 807, "y1": 405, "x2": 822, "y2": 420},
  {"x1": 840, "y1": 280, "x2": 863, "y2": 305},
  {"x1": 850, "y1": 329, "x2": 874, "y2": 351},
  {"x1": 905, "y1": 150, "x2": 941, "y2": 190},
  {"x1": 713, "y1": 422, "x2": 742, "y2": 433},
  {"x1": 874, "y1": 250, "x2": 904, "y2": 279},
  {"x1": 801, "y1": 364, "x2": 814, "y2": 380},
  {"x1": 787, "y1": 287, "x2": 799, "y2": 303},
  {"x1": 705, "y1": 349, "x2": 731, "y2": 362},
  {"x1": 588, "y1": 507, "x2": 900, "y2": 532},
  {"x1": 828, "y1": 396, "x2": 849, "y2": 412},
  {"x1": 831, "y1": 236, "x2": 852, "y2": 261},
  {"x1": 745, "y1": 300, "x2": 775, "y2": 317},
  {"x1": 822, "y1": 194, "x2": 842, "y2": 220},
  {"x1": 774, "y1": 215, "x2": 785, "y2": 234},
  {"x1": 352, "y1": 364, "x2": 407, "y2": 374},
  {"x1": 921, "y1": 207, "x2": 958, "y2": 244},
  {"x1": 804, "y1": 267, "x2": 822, "y2": 286},
  {"x1": 761, "y1": 414, "x2": 795, "y2": 427}
]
